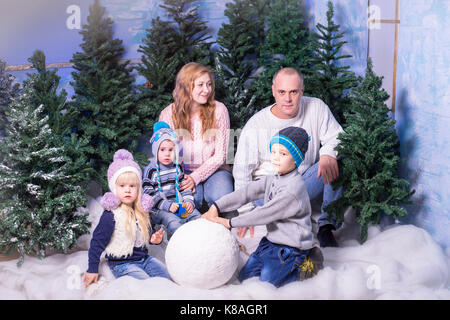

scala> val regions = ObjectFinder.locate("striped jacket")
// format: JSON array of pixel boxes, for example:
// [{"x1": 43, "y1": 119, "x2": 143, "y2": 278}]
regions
[{"x1": 142, "y1": 159, "x2": 195, "y2": 212}]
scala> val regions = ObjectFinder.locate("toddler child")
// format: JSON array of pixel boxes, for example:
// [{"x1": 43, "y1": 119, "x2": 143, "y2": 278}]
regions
[
  {"x1": 204, "y1": 126, "x2": 323, "y2": 288},
  {"x1": 84, "y1": 149, "x2": 170, "y2": 288},
  {"x1": 142, "y1": 121, "x2": 201, "y2": 235}
]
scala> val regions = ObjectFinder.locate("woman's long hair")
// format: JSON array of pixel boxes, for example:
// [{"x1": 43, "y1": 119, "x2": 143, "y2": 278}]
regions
[
  {"x1": 116, "y1": 172, "x2": 151, "y2": 244},
  {"x1": 172, "y1": 62, "x2": 217, "y2": 138}
]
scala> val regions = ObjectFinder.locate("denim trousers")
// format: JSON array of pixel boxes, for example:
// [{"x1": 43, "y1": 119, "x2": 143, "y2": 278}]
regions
[
  {"x1": 186, "y1": 169, "x2": 234, "y2": 210},
  {"x1": 239, "y1": 237, "x2": 311, "y2": 288},
  {"x1": 301, "y1": 161, "x2": 343, "y2": 228},
  {"x1": 110, "y1": 256, "x2": 171, "y2": 280},
  {"x1": 152, "y1": 208, "x2": 202, "y2": 235}
]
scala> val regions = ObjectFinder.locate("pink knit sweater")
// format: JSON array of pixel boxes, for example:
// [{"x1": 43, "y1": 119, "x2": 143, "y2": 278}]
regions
[{"x1": 159, "y1": 101, "x2": 231, "y2": 185}]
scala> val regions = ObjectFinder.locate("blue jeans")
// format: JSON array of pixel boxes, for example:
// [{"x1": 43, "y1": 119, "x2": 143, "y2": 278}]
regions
[
  {"x1": 110, "y1": 256, "x2": 171, "y2": 280},
  {"x1": 187, "y1": 169, "x2": 234, "y2": 210},
  {"x1": 239, "y1": 237, "x2": 310, "y2": 288},
  {"x1": 301, "y1": 161, "x2": 343, "y2": 228},
  {"x1": 152, "y1": 208, "x2": 202, "y2": 235}
]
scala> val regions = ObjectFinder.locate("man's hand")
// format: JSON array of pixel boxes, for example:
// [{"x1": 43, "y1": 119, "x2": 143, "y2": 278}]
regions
[
  {"x1": 317, "y1": 155, "x2": 339, "y2": 185},
  {"x1": 237, "y1": 226, "x2": 254, "y2": 238}
]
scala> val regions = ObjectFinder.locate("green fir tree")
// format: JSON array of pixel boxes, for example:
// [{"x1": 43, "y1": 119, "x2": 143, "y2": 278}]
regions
[
  {"x1": 138, "y1": 0, "x2": 214, "y2": 95},
  {"x1": 0, "y1": 59, "x2": 20, "y2": 138},
  {"x1": 69, "y1": 0, "x2": 149, "y2": 191},
  {"x1": 25, "y1": 50, "x2": 94, "y2": 185},
  {"x1": 136, "y1": 16, "x2": 180, "y2": 95},
  {"x1": 214, "y1": 0, "x2": 270, "y2": 130},
  {"x1": 136, "y1": 0, "x2": 215, "y2": 139},
  {"x1": 25, "y1": 50, "x2": 73, "y2": 136},
  {"x1": 0, "y1": 84, "x2": 91, "y2": 266},
  {"x1": 325, "y1": 59, "x2": 414, "y2": 243},
  {"x1": 161, "y1": 0, "x2": 214, "y2": 69},
  {"x1": 251, "y1": 0, "x2": 313, "y2": 109},
  {"x1": 306, "y1": 1, "x2": 357, "y2": 126}
]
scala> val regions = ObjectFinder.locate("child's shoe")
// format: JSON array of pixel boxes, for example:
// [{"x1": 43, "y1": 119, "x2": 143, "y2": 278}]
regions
[{"x1": 298, "y1": 246, "x2": 324, "y2": 281}]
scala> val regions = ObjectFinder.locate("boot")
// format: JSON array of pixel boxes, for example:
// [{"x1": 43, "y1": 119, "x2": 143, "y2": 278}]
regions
[{"x1": 318, "y1": 224, "x2": 339, "y2": 248}]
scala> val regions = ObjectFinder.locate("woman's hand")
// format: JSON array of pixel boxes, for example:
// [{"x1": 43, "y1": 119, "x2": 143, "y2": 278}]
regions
[
  {"x1": 83, "y1": 272, "x2": 99, "y2": 288},
  {"x1": 151, "y1": 228, "x2": 165, "y2": 245},
  {"x1": 180, "y1": 174, "x2": 196, "y2": 192}
]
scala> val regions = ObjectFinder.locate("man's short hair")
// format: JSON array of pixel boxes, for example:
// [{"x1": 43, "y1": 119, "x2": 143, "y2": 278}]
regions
[{"x1": 272, "y1": 67, "x2": 304, "y2": 86}]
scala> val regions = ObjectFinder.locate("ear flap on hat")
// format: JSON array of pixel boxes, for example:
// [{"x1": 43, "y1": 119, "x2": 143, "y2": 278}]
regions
[
  {"x1": 100, "y1": 192, "x2": 155, "y2": 213},
  {"x1": 141, "y1": 194, "x2": 154, "y2": 213},
  {"x1": 100, "y1": 192, "x2": 121, "y2": 211}
]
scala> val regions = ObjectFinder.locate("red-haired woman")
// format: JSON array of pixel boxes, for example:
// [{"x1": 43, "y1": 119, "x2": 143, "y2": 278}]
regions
[{"x1": 158, "y1": 62, "x2": 233, "y2": 211}]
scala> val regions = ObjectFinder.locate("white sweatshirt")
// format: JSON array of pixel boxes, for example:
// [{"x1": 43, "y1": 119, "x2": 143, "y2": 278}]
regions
[{"x1": 232, "y1": 96, "x2": 344, "y2": 213}]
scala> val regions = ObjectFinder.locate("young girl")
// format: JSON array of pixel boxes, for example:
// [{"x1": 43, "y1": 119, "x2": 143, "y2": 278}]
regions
[
  {"x1": 143, "y1": 121, "x2": 201, "y2": 235},
  {"x1": 83, "y1": 149, "x2": 170, "y2": 288}
]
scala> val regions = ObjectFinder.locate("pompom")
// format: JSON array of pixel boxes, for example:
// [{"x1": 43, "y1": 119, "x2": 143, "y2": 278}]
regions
[
  {"x1": 100, "y1": 192, "x2": 121, "y2": 211},
  {"x1": 140, "y1": 194, "x2": 154, "y2": 213},
  {"x1": 153, "y1": 121, "x2": 171, "y2": 133},
  {"x1": 113, "y1": 149, "x2": 134, "y2": 161}
]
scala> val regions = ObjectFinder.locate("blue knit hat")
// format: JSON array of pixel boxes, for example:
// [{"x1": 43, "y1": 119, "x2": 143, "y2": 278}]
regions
[
  {"x1": 270, "y1": 127, "x2": 309, "y2": 167},
  {"x1": 149, "y1": 121, "x2": 181, "y2": 163}
]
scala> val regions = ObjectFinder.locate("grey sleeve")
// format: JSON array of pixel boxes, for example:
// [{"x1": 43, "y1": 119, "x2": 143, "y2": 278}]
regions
[
  {"x1": 229, "y1": 190, "x2": 306, "y2": 228},
  {"x1": 214, "y1": 177, "x2": 267, "y2": 213}
]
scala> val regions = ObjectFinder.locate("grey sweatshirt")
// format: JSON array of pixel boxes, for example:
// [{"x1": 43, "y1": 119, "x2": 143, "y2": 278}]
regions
[{"x1": 214, "y1": 169, "x2": 314, "y2": 250}]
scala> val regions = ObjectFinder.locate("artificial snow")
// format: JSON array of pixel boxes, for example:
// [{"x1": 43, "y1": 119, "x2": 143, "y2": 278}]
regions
[{"x1": 0, "y1": 196, "x2": 449, "y2": 300}]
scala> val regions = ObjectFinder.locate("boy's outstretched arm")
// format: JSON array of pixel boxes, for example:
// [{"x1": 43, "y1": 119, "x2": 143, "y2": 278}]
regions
[{"x1": 204, "y1": 215, "x2": 230, "y2": 229}]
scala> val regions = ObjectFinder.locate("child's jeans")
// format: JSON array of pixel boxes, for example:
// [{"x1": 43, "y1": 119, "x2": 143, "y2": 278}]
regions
[
  {"x1": 239, "y1": 237, "x2": 311, "y2": 288},
  {"x1": 110, "y1": 256, "x2": 171, "y2": 280},
  {"x1": 152, "y1": 208, "x2": 202, "y2": 235}
]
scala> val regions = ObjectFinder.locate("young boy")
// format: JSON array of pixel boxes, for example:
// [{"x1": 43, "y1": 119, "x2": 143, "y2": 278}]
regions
[
  {"x1": 204, "y1": 126, "x2": 323, "y2": 288},
  {"x1": 143, "y1": 121, "x2": 201, "y2": 235}
]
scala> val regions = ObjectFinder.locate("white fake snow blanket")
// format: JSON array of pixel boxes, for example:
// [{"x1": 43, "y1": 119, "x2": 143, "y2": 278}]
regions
[{"x1": 0, "y1": 196, "x2": 449, "y2": 300}]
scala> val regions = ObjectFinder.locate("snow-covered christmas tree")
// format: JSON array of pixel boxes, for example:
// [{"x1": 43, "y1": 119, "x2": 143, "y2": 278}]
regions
[
  {"x1": 0, "y1": 83, "x2": 91, "y2": 266},
  {"x1": 0, "y1": 58, "x2": 20, "y2": 138}
]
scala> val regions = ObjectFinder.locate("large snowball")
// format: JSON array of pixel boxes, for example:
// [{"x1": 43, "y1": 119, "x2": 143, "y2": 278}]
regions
[{"x1": 165, "y1": 219, "x2": 240, "y2": 289}]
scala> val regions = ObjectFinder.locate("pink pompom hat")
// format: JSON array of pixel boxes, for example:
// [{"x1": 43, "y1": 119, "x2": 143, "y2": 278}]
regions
[
  {"x1": 101, "y1": 149, "x2": 153, "y2": 212},
  {"x1": 107, "y1": 149, "x2": 142, "y2": 193}
]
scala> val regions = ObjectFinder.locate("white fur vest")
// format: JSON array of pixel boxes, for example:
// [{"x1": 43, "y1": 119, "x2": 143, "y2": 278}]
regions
[{"x1": 104, "y1": 208, "x2": 139, "y2": 258}]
